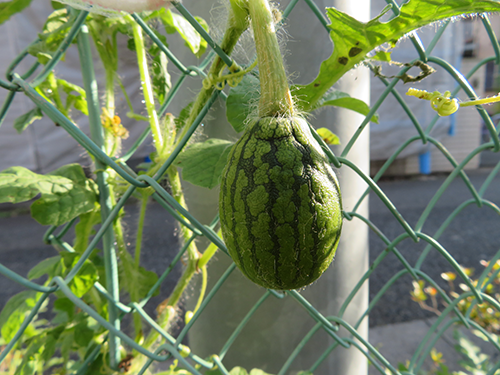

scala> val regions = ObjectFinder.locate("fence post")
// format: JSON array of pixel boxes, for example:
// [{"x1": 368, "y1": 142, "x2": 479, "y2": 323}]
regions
[
  {"x1": 324, "y1": 0, "x2": 371, "y2": 372},
  {"x1": 185, "y1": 1, "x2": 370, "y2": 374}
]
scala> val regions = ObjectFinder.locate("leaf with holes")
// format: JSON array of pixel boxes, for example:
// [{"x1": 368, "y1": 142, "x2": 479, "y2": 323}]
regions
[
  {"x1": 316, "y1": 128, "x2": 340, "y2": 145},
  {"x1": 294, "y1": 0, "x2": 500, "y2": 111}
]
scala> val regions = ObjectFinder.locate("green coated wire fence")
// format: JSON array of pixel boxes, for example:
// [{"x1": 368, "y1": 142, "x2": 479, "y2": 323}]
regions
[{"x1": 1, "y1": 0, "x2": 500, "y2": 374}]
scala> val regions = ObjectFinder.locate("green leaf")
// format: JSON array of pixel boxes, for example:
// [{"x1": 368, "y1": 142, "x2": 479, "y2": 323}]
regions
[
  {"x1": 61, "y1": 253, "x2": 99, "y2": 298},
  {"x1": 58, "y1": 78, "x2": 86, "y2": 96},
  {"x1": 435, "y1": 364, "x2": 452, "y2": 375},
  {"x1": 174, "y1": 102, "x2": 194, "y2": 132},
  {"x1": 249, "y1": 370, "x2": 274, "y2": 375},
  {"x1": 13, "y1": 107, "x2": 43, "y2": 134},
  {"x1": 30, "y1": 164, "x2": 98, "y2": 226},
  {"x1": 0, "y1": 291, "x2": 39, "y2": 342},
  {"x1": 0, "y1": 164, "x2": 98, "y2": 225},
  {"x1": 0, "y1": 0, "x2": 32, "y2": 25},
  {"x1": 226, "y1": 74, "x2": 259, "y2": 133},
  {"x1": 371, "y1": 51, "x2": 392, "y2": 62},
  {"x1": 317, "y1": 90, "x2": 379, "y2": 124},
  {"x1": 59, "y1": 329, "x2": 74, "y2": 365},
  {"x1": 27, "y1": 9, "x2": 72, "y2": 64},
  {"x1": 194, "y1": 16, "x2": 209, "y2": 57},
  {"x1": 14, "y1": 335, "x2": 45, "y2": 375},
  {"x1": 176, "y1": 139, "x2": 234, "y2": 189},
  {"x1": 58, "y1": 78, "x2": 88, "y2": 116},
  {"x1": 70, "y1": 261, "x2": 99, "y2": 298},
  {"x1": 471, "y1": 329, "x2": 497, "y2": 343},
  {"x1": 119, "y1": 249, "x2": 159, "y2": 301},
  {"x1": 86, "y1": 352, "x2": 105, "y2": 373},
  {"x1": 53, "y1": 297, "x2": 75, "y2": 321},
  {"x1": 397, "y1": 363, "x2": 409, "y2": 371},
  {"x1": 41, "y1": 326, "x2": 64, "y2": 363},
  {"x1": 161, "y1": 9, "x2": 207, "y2": 57},
  {"x1": 49, "y1": 163, "x2": 90, "y2": 185},
  {"x1": 74, "y1": 209, "x2": 101, "y2": 254},
  {"x1": 0, "y1": 166, "x2": 70, "y2": 203},
  {"x1": 454, "y1": 329, "x2": 491, "y2": 372},
  {"x1": 40, "y1": 336, "x2": 57, "y2": 365},
  {"x1": 74, "y1": 321, "x2": 94, "y2": 348},
  {"x1": 51, "y1": 0, "x2": 64, "y2": 10},
  {"x1": 28, "y1": 256, "x2": 61, "y2": 280},
  {"x1": 229, "y1": 368, "x2": 249, "y2": 375},
  {"x1": 67, "y1": 94, "x2": 89, "y2": 116},
  {"x1": 150, "y1": 34, "x2": 172, "y2": 104},
  {"x1": 316, "y1": 128, "x2": 340, "y2": 145},
  {"x1": 294, "y1": 0, "x2": 500, "y2": 111},
  {"x1": 42, "y1": 8, "x2": 69, "y2": 35}
]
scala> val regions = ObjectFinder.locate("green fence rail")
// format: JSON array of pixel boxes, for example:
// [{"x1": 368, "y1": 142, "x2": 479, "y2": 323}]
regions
[{"x1": 1, "y1": 0, "x2": 500, "y2": 374}]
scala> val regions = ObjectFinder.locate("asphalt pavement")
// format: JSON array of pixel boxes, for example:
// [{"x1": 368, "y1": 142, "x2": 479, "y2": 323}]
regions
[
  {"x1": 368, "y1": 164, "x2": 500, "y2": 326},
  {"x1": 1, "y1": 158, "x2": 500, "y2": 328}
]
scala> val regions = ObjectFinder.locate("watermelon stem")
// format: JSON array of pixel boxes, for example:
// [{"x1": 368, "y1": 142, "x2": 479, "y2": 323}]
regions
[
  {"x1": 178, "y1": 2, "x2": 249, "y2": 142},
  {"x1": 248, "y1": 0, "x2": 295, "y2": 118}
]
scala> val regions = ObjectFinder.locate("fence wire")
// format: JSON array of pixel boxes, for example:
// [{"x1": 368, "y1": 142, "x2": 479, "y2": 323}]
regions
[{"x1": 1, "y1": 0, "x2": 500, "y2": 374}]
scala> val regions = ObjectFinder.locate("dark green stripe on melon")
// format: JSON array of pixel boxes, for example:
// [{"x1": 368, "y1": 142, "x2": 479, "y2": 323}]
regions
[{"x1": 219, "y1": 116, "x2": 342, "y2": 290}]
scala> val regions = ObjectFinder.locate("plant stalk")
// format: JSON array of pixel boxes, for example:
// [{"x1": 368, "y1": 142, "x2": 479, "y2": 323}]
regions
[
  {"x1": 248, "y1": 0, "x2": 294, "y2": 118},
  {"x1": 88, "y1": 20, "x2": 120, "y2": 156},
  {"x1": 137, "y1": 2, "x2": 250, "y2": 363},
  {"x1": 104, "y1": 67, "x2": 119, "y2": 156},
  {"x1": 125, "y1": 14, "x2": 164, "y2": 156},
  {"x1": 135, "y1": 192, "x2": 149, "y2": 267},
  {"x1": 178, "y1": 2, "x2": 249, "y2": 141},
  {"x1": 142, "y1": 166, "x2": 199, "y2": 351}
]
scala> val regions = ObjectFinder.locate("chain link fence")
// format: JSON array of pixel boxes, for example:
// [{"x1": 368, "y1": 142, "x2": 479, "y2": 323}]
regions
[{"x1": 1, "y1": 0, "x2": 500, "y2": 374}]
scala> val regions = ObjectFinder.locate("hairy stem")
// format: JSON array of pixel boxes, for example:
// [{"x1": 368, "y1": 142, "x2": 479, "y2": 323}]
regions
[
  {"x1": 88, "y1": 20, "x2": 119, "y2": 156},
  {"x1": 104, "y1": 67, "x2": 119, "y2": 156},
  {"x1": 178, "y1": 3, "x2": 249, "y2": 141},
  {"x1": 139, "y1": 2, "x2": 249, "y2": 361},
  {"x1": 248, "y1": 0, "x2": 294, "y2": 117},
  {"x1": 142, "y1": 166, "x2": 199, "y2": 351},
  {"x1": 125, "y1": 14, "x2": 164, "y2": 156},
  {"x1": 135, "y1": 192, "x2": 149, "y2": 267}
]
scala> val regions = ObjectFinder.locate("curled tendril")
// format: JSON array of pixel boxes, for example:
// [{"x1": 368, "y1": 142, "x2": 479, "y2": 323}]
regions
[
  {"x1": 406, "y1": 88, "x2": 500, "y2": 117},
  {"x1": 406, "y1": 88, "x2": 459, "y2": 117},
  {"x1": 429, "y1": 91, "x2": 459, "y2": 117},
  {"x1": 202, "y1": 60, "x2": 258, "y2": 90}
]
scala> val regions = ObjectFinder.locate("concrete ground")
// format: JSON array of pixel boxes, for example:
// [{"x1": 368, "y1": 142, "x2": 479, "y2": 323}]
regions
[{"x1": 369, "y1": 317, "x2": 500, "y2": 374}]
